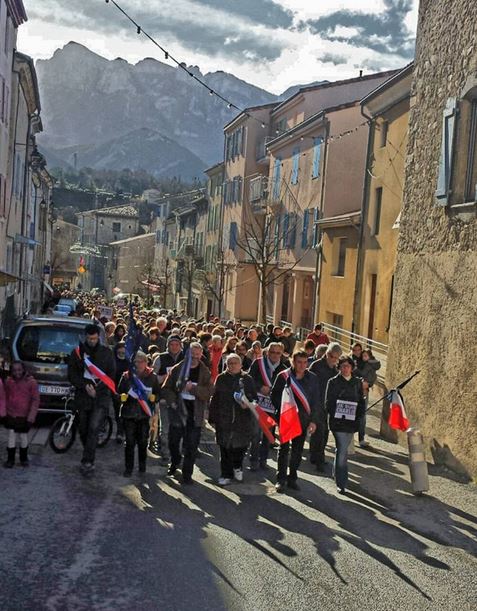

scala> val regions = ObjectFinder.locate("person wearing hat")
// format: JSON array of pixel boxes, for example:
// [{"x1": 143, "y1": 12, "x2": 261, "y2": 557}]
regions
[
  {"x1": 118, "y1": 351, "x2": 161, "y2": 477},
  {"x1": 151, "y1": 335, "x2": 184, "y2": 461}
]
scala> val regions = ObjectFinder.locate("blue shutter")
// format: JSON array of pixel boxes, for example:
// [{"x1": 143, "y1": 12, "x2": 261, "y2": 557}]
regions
[
  {"x1": 436, "y1": 98, "x2": 458, "y2": 206},
  {"x1": 291, "y1": 147, "x2": 300, "y2": 184},
  {"x1": 312, "y1": 137, "x2": 323, "y2": 178},
  {"x1": 274, "y1": 215, "x2": 281, "y2": 257},
  {"x1": 288, "y1": 214, "x2": 297, "y2": 249},
  {"x1": 282, "y1": 213, "x2": 289, "y2": 247},
  {"x1": 272, "y1": 158, "x2": 281, "y2": 199},
  {"x1": 301, "y1": 210, "x2": 309, "y2": 248}
]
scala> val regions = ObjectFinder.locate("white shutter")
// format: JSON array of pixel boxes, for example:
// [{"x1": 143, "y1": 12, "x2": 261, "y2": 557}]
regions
[{"x1": 435, "y1": 97, "x2": 458, "y2": 206}]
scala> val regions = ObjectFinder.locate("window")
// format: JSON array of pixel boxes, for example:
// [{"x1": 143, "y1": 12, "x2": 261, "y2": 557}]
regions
[
  {"x1": 334, "y1": 238, "x2": 347, "y2": 277},
  {"x1": 435, "y1": 97, "x2": 458, "y2": 206},
  {"x1": 312, "y1": 137, "x2": 323, "y2": 178},
  {"x1": 372, "y1": 187, "x2": 383, "y2": 235},
  {"x1": 312, "y1": 208, "x2": 320, "y2": 248},
  {"x1": 112, "y1": 222, "x2": 121, "y2": 233},
  {"x1": 291, "y1": 147, "x2": 300, "y2": 184},
  {"x1": 380, "y1": 121, "x2": 388, "y2": 148},
  {"x1": 464, "y1": 99, "x2": 477, "y2": 202},
  {"x1": 274, "y1": 215, "x2": 281, "y2": 257},
  {"x1": 229, "y1": 222, "x2": 238, "y2": 251},
  {"x1": 16, "y1": 326, "x2": 86, "y2": 364},
  {"x1": 331, "y1": 313, "x2": 344, "y2": 328}
]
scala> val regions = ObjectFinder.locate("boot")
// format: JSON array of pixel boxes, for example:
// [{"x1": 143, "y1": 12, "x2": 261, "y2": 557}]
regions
[
  {"x1": 20, "y1": 446, "x2": 29, "y2": 467},
  {"x1": 124, "y1": 445, "x2": 134, "y2": 476},
  {"x1": 4, "y1": 447, "x2": 15, "y2": 468}
]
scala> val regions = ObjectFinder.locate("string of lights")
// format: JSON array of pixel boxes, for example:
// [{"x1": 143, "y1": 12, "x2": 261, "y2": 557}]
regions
[{"x1": 103, "y1": 0, "x2": 266, "y2": 127}]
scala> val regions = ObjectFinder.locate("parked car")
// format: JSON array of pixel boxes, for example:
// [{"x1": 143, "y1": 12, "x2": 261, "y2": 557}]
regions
[
  {"x1": 57, "y1": 298, "x2": 77, "y2": 313},
  {"x1": 10, "y1": 316, "x2": 92, "y2": 414},
  {"x1": 52, "y1": 304, "x2": 71, "y2": 317}
]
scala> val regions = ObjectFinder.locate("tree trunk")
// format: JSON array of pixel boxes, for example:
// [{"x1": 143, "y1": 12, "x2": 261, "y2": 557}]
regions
[{"x1": 260, "y1": 269, "x2": 267, "y2": 325}]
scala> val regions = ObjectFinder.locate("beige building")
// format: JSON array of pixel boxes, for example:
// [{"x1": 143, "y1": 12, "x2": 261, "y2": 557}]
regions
[
  {"x1": 50, "y1": 219, "x2": 82, "y2": 288},
  {"x1": 355, "y1": 65, "x2": 412, "y2": 344},
  {"x1": 76, "y1": 204, "x2": 139, "y2": 291},
  {"x1": 203, "y1": 162, "x2": 224, "y2": 318},
  {"x1": 108, "y1": 233, "x2": 156, "y2": 300},
  {"x1": 386, "y1": 0, "x2": 477, "y2": 477}
]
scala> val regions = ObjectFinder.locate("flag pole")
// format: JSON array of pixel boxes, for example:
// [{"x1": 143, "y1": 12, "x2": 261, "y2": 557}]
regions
[{"x1": 366, "y1": 370, "x2": 420, "y2": 412}]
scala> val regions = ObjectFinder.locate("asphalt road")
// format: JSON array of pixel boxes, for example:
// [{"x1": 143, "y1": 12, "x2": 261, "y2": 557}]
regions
[{"x1": 1, "y1": 412, "x2": 476, "y2": 611}]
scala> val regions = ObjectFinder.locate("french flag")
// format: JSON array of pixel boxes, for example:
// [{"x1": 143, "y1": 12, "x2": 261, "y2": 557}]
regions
[
  {"x1": 279, "y1": 385, "x2": 302, "y2": 443},
  {"x1": 388, "y1": 390, "x2": 410, "y2": 432},
  {"x1": 83, "y1": 354, "x2": 116, "y2": 394},
  {"x1": 250, "y1": 403, "x2": 277, "y2": 443},
  {"x1": 129, "y1": 374, "x2": 153, "y2": 417}
]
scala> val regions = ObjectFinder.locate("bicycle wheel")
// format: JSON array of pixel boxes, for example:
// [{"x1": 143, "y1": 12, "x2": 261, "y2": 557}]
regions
[
  {"x1": 97, "y1": 416, "x2": 113, "y2": 448},
  {"x1": 49, "y1": 416, "x2": 76, "y2": 453}
]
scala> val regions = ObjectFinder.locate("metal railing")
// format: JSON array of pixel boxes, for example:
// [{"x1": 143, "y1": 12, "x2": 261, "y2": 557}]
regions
[{"x1": 321, "y1": 323, "x2": 388, "y2": 382}]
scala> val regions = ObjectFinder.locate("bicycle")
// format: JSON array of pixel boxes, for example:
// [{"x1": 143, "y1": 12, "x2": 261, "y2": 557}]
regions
[{"x1": 48, "y1": 391, "x2": 113, "y2": 453}]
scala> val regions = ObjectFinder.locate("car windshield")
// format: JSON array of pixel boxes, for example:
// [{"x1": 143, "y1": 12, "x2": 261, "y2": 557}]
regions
[{"x1": 16, "y1": 326, "x2": 85, "y2": 364}]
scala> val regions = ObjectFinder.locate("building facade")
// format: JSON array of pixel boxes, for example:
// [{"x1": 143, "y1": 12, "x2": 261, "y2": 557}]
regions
[
  {"x1": 108, "y1": 233, "x2": 156, "y2": 300},
  {"x1": 386, "y1": 0, "x2": 477, "y2": 476},
  {"x1": 50, "y1": 219, "x2": 82, "y2": 289}
]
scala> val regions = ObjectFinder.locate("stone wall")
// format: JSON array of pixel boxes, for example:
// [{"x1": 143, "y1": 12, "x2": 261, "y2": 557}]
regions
[{"x1": 386, "y1": 0, "x2": 477, "y2": 477}]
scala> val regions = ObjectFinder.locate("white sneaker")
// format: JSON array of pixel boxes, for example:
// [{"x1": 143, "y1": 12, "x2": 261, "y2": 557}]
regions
[
  {"x1": 233, "y1": 469, "x2": 244, "y2": 482},
  {"x1": 359, "y1": 440, "x2": 370, "y2": 448},
  {"x1": 218, "y1": 477, "x2": 232, "y2": 486}
]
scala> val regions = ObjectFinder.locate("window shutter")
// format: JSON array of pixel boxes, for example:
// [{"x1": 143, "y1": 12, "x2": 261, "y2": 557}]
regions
[
  {"x1": 312, "y1": 137, "x2": 323, "y2": 178},
  {"x1": 241, "y1": 126, "x2": 246, "y2": 155},
  {"x1": 288, "y1": 214, "x2": 297, "y2": 248},
  {"x1": 291, "y1": 148, "x2": 300, "y2": 184},
  {"x1": 272, "y1": 158, "x2": 281, "y2": 199},
  {"x1": 436, "y1": 97, "x2": 458, "y2": 206},
  {"x1": 229, "y1": 222, "x2": 238, "y2": 250},
  {"x1": 274, "y1": 215, "x2": 281, "y2": 257},
  {"x1": 301, "y1": 210, "x2": 309, "y2": 248},
  {"x1": 282, "y1": 212, "x2": 290, "y2": 247},
  {"x1": 312, "y1": 208, "x2": 320, "y2": 248}
]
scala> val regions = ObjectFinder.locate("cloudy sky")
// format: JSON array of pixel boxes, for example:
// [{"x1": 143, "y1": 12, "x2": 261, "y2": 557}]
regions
[{"x1": 18, "y1": 0, "x2": 419, "y2": 94}]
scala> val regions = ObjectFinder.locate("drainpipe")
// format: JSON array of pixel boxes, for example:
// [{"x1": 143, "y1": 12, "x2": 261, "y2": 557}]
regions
[
  {"x1": 311, "y1": 115, "x2": 330, "y2": 325},
  {"x1": 351, "y1": 106, "x2": 374, "y2": 335},
  {"x1": 18, "y1": 112, "x2": 32, "y2": 314}
]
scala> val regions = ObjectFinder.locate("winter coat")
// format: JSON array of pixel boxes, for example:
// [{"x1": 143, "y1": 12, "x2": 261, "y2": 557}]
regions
[
  {"x1": 118, "y1": 368, "x2": 161, "y2": 420},
  {"x1": 271, "y1": 368, "x2": 320, "y2": 429},
  {"x1": 161, "y1": 360, "x2": 214, "y2": 428},
  {"x1": 355, "y1": 358, "x2": 381, "y2": 387},
  {"x1": 309, "y1": 357, "x2": 339, "y2": 425},
  {"x1": 325, "y1": 374, "x2": 366, "y2": 433},
  {"x1": 0, "y1": 378, "x2": 6, "y2": 417},
  {"x1": 209, "y1": 371, "x2": 257, "y2": 448},
  {"x1": 1, "y1": 374, "x2": 40, "y2": 422},
  {"x1": 209, "y1": 345, "x2": 223, "y2": 383},
  {"x1": 68, "y1": 342, "x2": 116, "y2": 398}
]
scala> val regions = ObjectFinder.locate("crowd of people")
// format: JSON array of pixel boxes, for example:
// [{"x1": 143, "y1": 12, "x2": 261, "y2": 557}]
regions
[{"x1": 1, "y1": 292, "x2": 381, "y2": 495}]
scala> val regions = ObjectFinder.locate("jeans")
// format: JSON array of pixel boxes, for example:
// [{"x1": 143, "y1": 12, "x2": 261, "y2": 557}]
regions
[
  {"x1": 249, "y1": 420, "x2": 273, "y2": 466},
  {"x1": 309, "y1": 424, "x2": 329, "y2": 465},
  {"x1": 78, "y1": 396, "x2": 110, "y2": 465},
  {"x1": 276, "y1": 431, "x2": 307, "y2": 484},
  {"x1": 219, "y1": 446, "x2": 247, "y2": 479},
  {"x1": 123, "y1": 418, "x2": 150, "y2": 471},
  {"x1": 333, "y1": 431, "x2": 353, "y2": 490},
  {"x1": 168, "y1": 419, "x2": 202, "y2": 479}
]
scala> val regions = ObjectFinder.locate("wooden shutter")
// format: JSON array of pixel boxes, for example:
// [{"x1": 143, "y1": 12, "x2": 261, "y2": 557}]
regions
[
  {"x1": 313, "y1": 137, "x2": 323, "y2": 178},
  {"x1": 291, "y1": 148, "x2": 300, "y2": 184},
  {"x1": 301, "y1": 210, "x2": 309, "y2": 248},
  {"x1": 436, "y1": 97, "x2": 458, "y2": 206}
]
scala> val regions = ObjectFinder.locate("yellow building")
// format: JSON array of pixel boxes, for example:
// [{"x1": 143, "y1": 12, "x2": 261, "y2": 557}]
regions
[{"x1": 354, "y1": 65, "x2": 412, "y2": 343}]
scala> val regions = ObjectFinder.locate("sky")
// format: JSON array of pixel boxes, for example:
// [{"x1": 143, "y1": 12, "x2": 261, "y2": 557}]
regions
[{"x1": 18, "y1": 0, "x2": 419, "y2": 94}]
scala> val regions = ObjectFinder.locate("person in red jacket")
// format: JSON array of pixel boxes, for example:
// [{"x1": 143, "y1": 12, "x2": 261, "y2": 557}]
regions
[
  {"x1": 306, "y1": 323, "x2": 330, "y2": 348},
  {"x1": 1, "y1": 361, "x2": 40, "y2": 468}
]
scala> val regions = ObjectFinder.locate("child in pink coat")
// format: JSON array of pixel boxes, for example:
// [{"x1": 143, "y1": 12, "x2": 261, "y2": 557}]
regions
[{"x1": 1, "y1": 361, "x2": 40, "y2": 467}]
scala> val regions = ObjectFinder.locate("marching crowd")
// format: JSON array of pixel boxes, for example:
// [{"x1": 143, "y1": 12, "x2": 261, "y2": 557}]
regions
[{"x1": 1, "y1": 293, "x2": 382, "y2": 495}]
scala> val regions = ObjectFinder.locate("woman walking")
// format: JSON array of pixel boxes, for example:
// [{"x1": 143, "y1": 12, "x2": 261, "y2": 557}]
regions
[
  {"x1": 209, "y1": 354, "x2": 257, "y2": 486},
  {"x1": 325, "y1": 356, "x2": 366, "y2": 494}
]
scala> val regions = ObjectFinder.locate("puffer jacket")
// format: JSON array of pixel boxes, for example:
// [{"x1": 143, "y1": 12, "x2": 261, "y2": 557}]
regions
[
  {"x1": 1, "y1": 374, "x2": 40, "y2": 422},
  {"x1": 209, "y1": 371, "x2": 257, "y2": 448},
  {"x1": 355, "y1": 358, "x2": 381, "y2": 387},
  {"x1": 325, "y1": 373, "x2": 366, "y2": 433}
]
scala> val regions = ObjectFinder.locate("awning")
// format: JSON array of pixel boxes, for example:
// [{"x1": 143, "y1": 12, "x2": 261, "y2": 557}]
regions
[{"x1": 0, "y1": 269, "x2": 19, "y2": 287}]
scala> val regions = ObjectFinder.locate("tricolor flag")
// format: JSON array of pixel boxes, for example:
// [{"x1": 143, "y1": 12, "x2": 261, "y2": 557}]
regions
[
  {"x1": 388, "y1": 390, "x2": 410, "y2": 432},
  {"x1": 76, "y1": 347, "x2": 116, "y2": 394},
  {"x1": 129, "y1": 374, "x2": 153, "y2": 417},
  {"x1": 249, "y1": 402, "x2": 277, "y2": 443},
  {"x1": 279, "y1": 385, "x2": 302, "y2": 443}
]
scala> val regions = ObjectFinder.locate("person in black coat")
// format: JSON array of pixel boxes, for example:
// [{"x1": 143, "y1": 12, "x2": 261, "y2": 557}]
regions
[
  {"x1": 118, "y1": 351, "x2": 161, "y2": 476},
  {"x1": 209, "y1": 354, "x2": 257, "y2": 486},
  {"x1": 67, "y1": 324, "x2": 116, "y2": 476},
  {"x1": 271, "y1": 351, "x2": 320, "y2": 492},
  {"x1": 325, "y1": 356, "x2": 366, "y2": 494},
  {"x1": 112, "y1": 342, "x2": 129, "y2": 443}
]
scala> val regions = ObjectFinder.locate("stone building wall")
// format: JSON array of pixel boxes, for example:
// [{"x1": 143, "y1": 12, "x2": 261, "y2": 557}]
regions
[{"x1": 386, "y1": 0, "x2": 477, "y2": 477}]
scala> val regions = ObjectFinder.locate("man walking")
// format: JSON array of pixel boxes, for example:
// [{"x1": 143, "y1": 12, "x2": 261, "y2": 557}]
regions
[
  {"x1": 161, "y1": 343, "x2": 213, "y2": 484},
  {"x1": 271, "y1": 351, "x2": 319, "y2": 492},
  {"x1": 68, "y1": 324, "x2": 116, "y2": 476}
]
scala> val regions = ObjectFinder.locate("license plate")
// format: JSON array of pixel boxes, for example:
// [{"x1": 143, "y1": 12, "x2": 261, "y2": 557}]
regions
[{"x1": 39, "y1": 385, "x2": 67, "y2": 396}]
